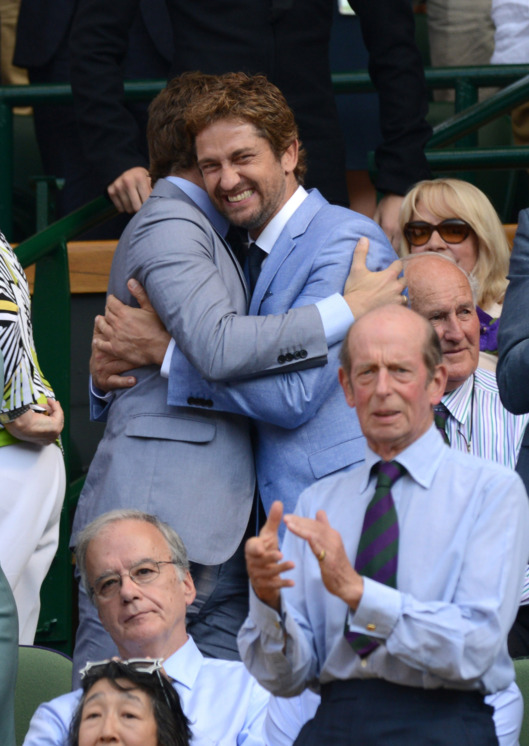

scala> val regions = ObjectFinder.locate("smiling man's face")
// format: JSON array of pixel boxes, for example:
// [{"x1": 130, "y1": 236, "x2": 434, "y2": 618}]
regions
[
  {"x1": 196, "y1": 118, "x2": 298, "y2": 240},
  {"x1": 85, "y1": 519, "x2": 195, "y2": 660}
]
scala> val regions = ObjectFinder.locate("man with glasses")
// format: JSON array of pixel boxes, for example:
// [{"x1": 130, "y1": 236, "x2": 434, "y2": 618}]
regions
[{"x1": 23, "y1": 509, "x2": 268, "y2": 745}]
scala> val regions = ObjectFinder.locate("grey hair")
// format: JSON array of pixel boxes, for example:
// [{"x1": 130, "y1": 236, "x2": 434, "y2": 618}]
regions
[
  {"x1": 402, "y1": 251, "x2": 479, "y2": 306},
  {"x1": 75, "y1": 509, "x2": 189, "y2": 603}
]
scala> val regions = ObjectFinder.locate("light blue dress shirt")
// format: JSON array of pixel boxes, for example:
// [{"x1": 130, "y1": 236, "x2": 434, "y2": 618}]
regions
[
  {"x1": 23, "y1": 636, "x2": 268, "y2": 746},
  {"x1": 238, "y1": 425, "x2": 529, "y2": 699}
]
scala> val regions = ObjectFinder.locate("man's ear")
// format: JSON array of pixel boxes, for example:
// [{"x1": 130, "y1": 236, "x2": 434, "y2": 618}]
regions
[
  {"x1": 428, "y1": 363, "x2": 448, "y2": 406},
  {"x1": 338, "y1": 366, "x2": 355, "y2": 409},
  {"x1": 281, "y1": 139, "x2": 299, "y2": 175},
  {"x1": 182, "y1": 570, "x2": 197, "y2": 608}
]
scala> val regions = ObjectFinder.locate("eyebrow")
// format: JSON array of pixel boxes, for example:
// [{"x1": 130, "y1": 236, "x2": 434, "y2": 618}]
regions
[{"x1": 84, "y1": 689, "x2": 143, "y2": 705}]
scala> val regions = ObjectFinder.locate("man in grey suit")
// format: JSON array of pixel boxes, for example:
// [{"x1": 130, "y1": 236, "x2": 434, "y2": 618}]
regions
[{"x1": 76, "y1": 73, "x2": 402, "y2": 677}]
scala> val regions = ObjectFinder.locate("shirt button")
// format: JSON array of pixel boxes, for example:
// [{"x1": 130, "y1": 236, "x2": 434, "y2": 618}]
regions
[
  {"x1": 366, "y1": 623, "x2": 376, "y2": 631},
  {"x1": 360, "y1": 658, "x2": 368, "y2": 668}
]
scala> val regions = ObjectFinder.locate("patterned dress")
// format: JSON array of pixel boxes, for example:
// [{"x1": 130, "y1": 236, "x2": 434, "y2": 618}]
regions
[{"x1": 0, "y1": 232, "x2": 55, "y2": 446}]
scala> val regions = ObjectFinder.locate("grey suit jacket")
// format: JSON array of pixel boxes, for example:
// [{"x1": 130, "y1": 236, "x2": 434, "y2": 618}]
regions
[
  {"x1": 498, "y1": 208, "x2": 529, "y2": 494},
  {"x1": 72, "y1": 179, "x2": 328, "y2": 563}
]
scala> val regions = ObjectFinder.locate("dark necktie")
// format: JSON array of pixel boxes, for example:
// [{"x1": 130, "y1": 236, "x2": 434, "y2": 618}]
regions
[
  {"x1": 434, "y1": 403, "x2": 450, "y2": 445},
  {"x1": 345, "y1": 460, "x2": 406, "y2": 658},
  {"x1": 225, "y1": 225, "x2": 248, "y2": 268},
  {"x1": 247, "y1": 242, "x2": 267, "y2": 294}
]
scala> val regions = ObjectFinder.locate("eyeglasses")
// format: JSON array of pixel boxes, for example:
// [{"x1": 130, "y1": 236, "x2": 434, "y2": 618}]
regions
[
  {"x1": 91, "y1": 559, "x2": 178, "y2": 600},
  {"x1": 80, "y1": 657, "x2": 165, "y2": 680},
  {"x1": 403, "y1": 219, "x2": 472, "y2": 247}
]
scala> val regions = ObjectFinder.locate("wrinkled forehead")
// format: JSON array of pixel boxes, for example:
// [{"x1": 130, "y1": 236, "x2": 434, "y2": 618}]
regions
[
  {"x1": 407, "y1": 258, "x2": 474, "y2": 310},
  {"x1": 86, "y1": 521, "x2": 170, "y2": 573},
  {"x1": 349, "y1": 307, "x2": 428, "y2": 367}
]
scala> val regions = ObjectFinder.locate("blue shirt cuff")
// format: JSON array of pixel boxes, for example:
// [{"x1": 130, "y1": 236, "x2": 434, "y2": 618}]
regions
[
  {"x1": 315, "y1": 294, "x2": 354, "y2": 347},
  {"x1": 346, "y1": 577, "x2": 401, "y2": 640}
]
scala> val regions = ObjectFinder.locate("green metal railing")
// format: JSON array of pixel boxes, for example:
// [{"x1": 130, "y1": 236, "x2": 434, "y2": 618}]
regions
[
  {"x1": 3, "y1": 65, "x2": 529, "y2": 238},
  {"x1": 3, "y1": 64, "x2": 529, "y2": 652}
]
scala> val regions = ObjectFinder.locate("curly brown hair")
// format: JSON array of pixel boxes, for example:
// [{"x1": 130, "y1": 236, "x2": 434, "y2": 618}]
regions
[
  {"x1": 147, "y1": 71, "x2": 218, "y2": 184},
  {"x1": 184, "y1": 72, "x2": 307, "y2": 184}
]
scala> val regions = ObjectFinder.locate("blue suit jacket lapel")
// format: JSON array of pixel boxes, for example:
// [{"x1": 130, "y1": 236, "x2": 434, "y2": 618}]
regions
[{"x1": 249, "y1": 189, "x2": 327, "y2": 314}]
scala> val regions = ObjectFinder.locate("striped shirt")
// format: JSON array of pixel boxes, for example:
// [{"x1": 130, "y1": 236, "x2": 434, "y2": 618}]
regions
[{"x1": 442, "y1": 367, "x2": 529, "y2": 602}]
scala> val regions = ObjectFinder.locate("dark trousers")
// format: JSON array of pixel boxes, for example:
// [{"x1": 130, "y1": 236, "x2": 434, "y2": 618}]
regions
[
  {"x1": 509, "y1": 604, "x2": 529, "y2": 658},
  {"x1": 294, "y1": 679, "x2": 498, "y2": 746}
]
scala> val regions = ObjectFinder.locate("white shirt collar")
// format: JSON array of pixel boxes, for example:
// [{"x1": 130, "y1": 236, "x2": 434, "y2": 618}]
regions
[
  {"x1": 251, "y1": 185, "x2": 308, "y2": 254},
  {"x1": 161, "y1": 635, "x2": 203, "y2": 691}
]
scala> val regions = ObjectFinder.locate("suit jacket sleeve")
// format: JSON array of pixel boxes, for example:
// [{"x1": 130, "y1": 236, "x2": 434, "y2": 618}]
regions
[
  {"x1": 497, "y1": 208, "x2": 529, "y2": 414},
  {"x1": 124, "y1": 203, "x2": 328, "y2": 382},
  {"x1": 350, "y1": 0, "x2": 432, "y2": 195},
  {"x1": 68, "y1": 0, "x2": 147, "y2": 190},
  {"x1": 166, "y1": 220, "x2": 396, "y2": 426}
]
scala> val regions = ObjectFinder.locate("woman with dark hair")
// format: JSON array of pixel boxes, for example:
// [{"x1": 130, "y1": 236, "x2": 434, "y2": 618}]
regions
[{"x1": 70, "y1": 659, "x2": 191, "y2": 746}]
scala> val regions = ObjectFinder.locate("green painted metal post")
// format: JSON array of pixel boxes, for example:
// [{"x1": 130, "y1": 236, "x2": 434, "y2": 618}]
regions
[{"x1": 0, "y1": 101, "x2": 13, "y2": 240}]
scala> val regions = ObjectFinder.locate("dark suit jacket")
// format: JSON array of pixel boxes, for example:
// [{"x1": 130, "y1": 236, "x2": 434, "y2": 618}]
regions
[
  {"x1": 67, "y1": 0, "x2": 431, "y2": 202},
  {"x1": 498, "y1": 209, "x2": 529, "y2": 493}
]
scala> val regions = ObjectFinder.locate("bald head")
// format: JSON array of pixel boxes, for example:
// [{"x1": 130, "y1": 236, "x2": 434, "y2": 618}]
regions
[
  {"x1": 339, "y1": 305, "x2": 445, "y2": 460},
  {"x1": 405, "y1": 254, "x2": 480, "y2": 392}
]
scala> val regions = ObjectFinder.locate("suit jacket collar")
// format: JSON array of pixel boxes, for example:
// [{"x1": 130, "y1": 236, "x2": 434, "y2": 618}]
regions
[{"x1": 249, "y1": 188, "x2": 327, "y2": 311}]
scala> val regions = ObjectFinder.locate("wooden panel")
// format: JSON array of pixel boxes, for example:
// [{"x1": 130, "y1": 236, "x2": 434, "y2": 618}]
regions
[
  {"x1": 24, "y1": 240, "x2": 117, "y2": 294},
  {"x1": 504, "y1": 224, "x2": 517, "y2": 250}
]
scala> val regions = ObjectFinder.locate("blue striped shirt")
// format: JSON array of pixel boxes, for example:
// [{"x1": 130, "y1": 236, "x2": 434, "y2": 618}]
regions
[{"x1": 442, "y1": 367, "x2": 529, "y2": 602}]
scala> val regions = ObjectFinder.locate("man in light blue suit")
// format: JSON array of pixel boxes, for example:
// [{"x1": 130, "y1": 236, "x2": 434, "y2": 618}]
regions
[
  {"x1": 99, "y1": 73, "x2": 402, "y2": 523},
  {"x1": 165, "y1": 73, "x2": 400, "y2": 519}
]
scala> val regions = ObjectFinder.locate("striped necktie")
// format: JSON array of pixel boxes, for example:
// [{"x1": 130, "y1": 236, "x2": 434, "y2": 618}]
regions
[
  {"x1": 434, "y1": 403, "x2": 450, "y2": 445},
  {"x1": 345, "y1": 460, "x2": 406, "y2": 658}
]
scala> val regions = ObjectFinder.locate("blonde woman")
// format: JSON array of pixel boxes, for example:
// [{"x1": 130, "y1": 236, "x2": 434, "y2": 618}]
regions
[{"x1": 399, "y1": 178, "x2": 510, "y2": 370}]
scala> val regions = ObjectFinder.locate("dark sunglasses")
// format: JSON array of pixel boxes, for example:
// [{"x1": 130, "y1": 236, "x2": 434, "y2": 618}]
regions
[{"x1": 403, "y1": 219, "x2": 472, "y2": 247}]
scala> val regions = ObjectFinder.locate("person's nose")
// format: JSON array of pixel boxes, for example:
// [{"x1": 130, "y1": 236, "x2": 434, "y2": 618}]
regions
[
  {"x1": 98, "y1": 712, "x2": 119, "y2": 742},
  {"x1": 374, "y1": 368, "x2": 391, "y2": 396},
  {"x1": 218, "y1": 163, "x2": 241, "y2": 192},
  {"x1": 422, "y1": 228, "x2": 449, "y2": 252},
  {"x1": 443, "y1": 313, "x2": 464, "y2": 343},
  {"x1": 118, "y1": 572, "x2": 141, "y2": 603}
]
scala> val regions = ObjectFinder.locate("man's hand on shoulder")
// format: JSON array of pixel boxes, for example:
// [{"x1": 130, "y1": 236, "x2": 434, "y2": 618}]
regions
[
  {"x1": 107, "y1": 167, "x2": 152, "y2": 213},
  {"x1": 284, "y1": 509, "x2": 364, "y2": 611},
  {"x1": 374, "y1": 194, "x2": 404, "y2": 251},
  {"x1": 344, "y1": 237, "x2": 406, "y2": 319},
  {"x1": 245, "y1": 501, "x2": 295, "y2": 613}
]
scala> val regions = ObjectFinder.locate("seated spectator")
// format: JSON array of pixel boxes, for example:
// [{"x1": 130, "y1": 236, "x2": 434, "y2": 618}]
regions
[
  {"x1": 70, "y1": 658, "x2": 190, "y2": 746},
  {"x1": 23, "y1": 509, "x2": 268, "y2": 745},
  {"x1": 0, "y1": 230, "x2": 65, "y2": 643},
  {"x1": 238, "y1": 303, "x2": 528, "y2": 745},
  {"x1": 399, "y1": 178, "x2": 510, "y2": 369}
]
